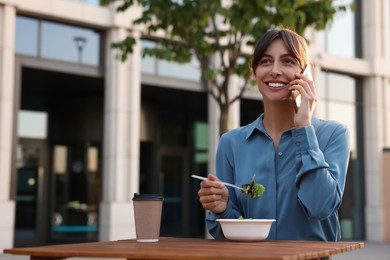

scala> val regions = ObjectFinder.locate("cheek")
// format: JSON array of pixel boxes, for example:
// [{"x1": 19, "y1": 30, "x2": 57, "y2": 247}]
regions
[
  {"x1": 254, "y1": 67, "x2": 267, "y2": 80},
  {"x1": 285, "y1": 67, "x2": 302, "y2": 80}
]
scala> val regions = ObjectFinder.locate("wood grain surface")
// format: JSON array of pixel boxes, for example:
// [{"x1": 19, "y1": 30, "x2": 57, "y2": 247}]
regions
[{"x1": 3, "y1": 237, "x2": 364, "y2": 260}]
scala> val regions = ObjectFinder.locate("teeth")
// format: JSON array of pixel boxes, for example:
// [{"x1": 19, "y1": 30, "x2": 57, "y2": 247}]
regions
[{"x1": 268, "y1": 83, "x2": 285, "y2": 88}]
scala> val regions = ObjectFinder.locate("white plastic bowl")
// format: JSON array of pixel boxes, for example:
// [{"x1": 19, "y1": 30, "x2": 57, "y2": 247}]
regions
[{"x1": 216, "y1": 219, "x2": 276, "y2": 241}]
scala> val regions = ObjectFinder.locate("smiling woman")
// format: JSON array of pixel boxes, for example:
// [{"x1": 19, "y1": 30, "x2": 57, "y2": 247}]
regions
[{"x1": 197, "y1": 27, "x2": 351, "y2": 242}]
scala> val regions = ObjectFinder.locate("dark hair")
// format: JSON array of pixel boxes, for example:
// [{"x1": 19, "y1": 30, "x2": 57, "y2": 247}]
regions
[{"x1": 251, "y1": 28, "x2": 309, "y2": 74}]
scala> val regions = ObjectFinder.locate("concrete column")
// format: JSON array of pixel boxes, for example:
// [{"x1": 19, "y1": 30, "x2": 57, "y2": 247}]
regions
[
  {"x1": 361, "y1": 0, "x2": 387, "y2": 242},
  {"x1": 379, "y1": 0, "x2": 390, "y2": 242},
  {"x1": 100, "y1": 27, "x2": 141, "y2": 241},
  {"x1": 0, "y1": 3, "x2": 16, "y2": 250},
  {"x1": 363, "y1": 76, "x2": 385, "y2": 241},
  {"x1": 207, "y1": 94, "x2": 219, "y2": 175},
  {"x1": 206, "y1": 94, "x2": 218, "y2": 239},
  {"x1": 229, "y1": 75, "x2": 240, "y2": 130}
]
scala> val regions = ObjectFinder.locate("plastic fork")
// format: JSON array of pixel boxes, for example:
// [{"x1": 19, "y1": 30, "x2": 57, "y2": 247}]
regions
[{"x1": 191, "y1": 175, "x2": 243, "y2": 191}]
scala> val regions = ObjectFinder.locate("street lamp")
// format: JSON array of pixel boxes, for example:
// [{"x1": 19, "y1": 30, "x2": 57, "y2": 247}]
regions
[{"x1": 73, "y1": 36, "x2": 87, "y2": 63}]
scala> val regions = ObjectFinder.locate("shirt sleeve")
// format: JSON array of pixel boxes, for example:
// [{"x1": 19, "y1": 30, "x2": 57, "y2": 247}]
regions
[
  {"x1": 206, "y1": 199, "x2": 237, "y2": 239},
  {"x1": 292, "y1": 123, "x2": 350, "y2": 220},
  {"x1": 206, "y1": 133, "x2": 244, "y2": 239}
]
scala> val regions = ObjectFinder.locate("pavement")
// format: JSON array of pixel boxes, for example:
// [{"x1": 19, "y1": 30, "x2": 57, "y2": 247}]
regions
[
  {"x1": 333, "y1": 241, "x2": 390, "y2": 260},
  {"x1": 1, "y1": 241, "x2": 389, "y2": 259}
]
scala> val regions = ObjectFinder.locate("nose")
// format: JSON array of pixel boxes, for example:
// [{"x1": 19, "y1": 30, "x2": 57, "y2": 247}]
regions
[{"x1": 270, "y1": 63, "x2": 281, "y2": 77}]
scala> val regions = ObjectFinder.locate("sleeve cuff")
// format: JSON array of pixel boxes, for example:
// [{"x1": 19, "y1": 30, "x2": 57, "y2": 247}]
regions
[
  {"x1": 292, "y1": 125, "x2": 319, "y2": 152},
  {"x1": 213, "y1": 199, "x2": 235, "y2": 219}
]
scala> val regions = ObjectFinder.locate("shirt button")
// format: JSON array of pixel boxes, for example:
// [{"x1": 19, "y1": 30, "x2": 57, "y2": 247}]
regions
[{"x1": 278, "y1": 152, "x2": 283, "y2": 156}]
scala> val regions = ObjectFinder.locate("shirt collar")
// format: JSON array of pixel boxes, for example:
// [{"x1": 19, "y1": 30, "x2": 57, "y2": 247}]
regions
[
  {"x1": 244, "y1": 113, "x2": 320, "y2": 140},
  {"x1": 245, "y1": 114, "x2": 265, "y2": 140}
]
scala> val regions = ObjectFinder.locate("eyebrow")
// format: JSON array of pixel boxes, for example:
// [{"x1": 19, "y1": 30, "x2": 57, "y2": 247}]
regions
[{"x1": 261, "y1": 53, "x2": 295, "y2": 59}]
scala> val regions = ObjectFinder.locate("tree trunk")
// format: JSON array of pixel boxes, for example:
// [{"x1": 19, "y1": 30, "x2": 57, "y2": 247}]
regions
[{"x1": 219, "y1": 104, "x2": 229, "y2": 136}]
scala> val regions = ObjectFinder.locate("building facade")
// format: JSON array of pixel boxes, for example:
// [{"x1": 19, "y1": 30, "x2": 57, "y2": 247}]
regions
[{"x1": 0, "y1": 0, "x2": 389, "y2": 250}]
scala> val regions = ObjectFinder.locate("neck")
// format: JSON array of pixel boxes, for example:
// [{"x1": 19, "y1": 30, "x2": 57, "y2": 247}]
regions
[{"x1": 262, "y1": 101, "x2": 295, "y2": 135}]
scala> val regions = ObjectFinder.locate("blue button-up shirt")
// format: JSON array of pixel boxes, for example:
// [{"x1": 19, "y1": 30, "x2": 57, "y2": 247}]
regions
[{"x1": 207, "y1": 114, "x2": 350, "y2": 241}]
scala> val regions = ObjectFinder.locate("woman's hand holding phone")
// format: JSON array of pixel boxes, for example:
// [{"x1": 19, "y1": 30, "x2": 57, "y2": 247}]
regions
[{"x1": 289, "y1": 64, "x2": 317, "y2": 128}]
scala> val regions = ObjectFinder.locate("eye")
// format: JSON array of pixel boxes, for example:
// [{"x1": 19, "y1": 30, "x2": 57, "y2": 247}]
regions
[
  {"x1": 259, "y1": 57, "x2": 272, "y2": 65},
  {"x1": 282, "y1": 58, "x2": 297, "y2": 65}
]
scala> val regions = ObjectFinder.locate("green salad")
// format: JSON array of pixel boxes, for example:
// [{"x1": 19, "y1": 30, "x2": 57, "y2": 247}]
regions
[
  {"x1": 242, "y1": 174, "x2": 265, "y2": 199},
  {"x1": 238, "y1": 216, "x2": 253, "y2": 220}
]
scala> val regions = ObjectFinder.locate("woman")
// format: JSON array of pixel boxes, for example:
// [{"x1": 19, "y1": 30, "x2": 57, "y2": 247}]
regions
[{"x1": 197, "y1": 28, "x2": 350, "y2": 241}]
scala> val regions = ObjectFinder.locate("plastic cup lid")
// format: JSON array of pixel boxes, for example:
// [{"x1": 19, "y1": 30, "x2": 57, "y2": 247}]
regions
[{"x1": 132, "y1": 193, "x2": 164, "y2": 201}]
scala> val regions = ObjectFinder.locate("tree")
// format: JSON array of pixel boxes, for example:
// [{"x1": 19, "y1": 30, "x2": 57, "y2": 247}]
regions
[{"x1": 102, "y1": 0, "x2": 351, "y2": 135}]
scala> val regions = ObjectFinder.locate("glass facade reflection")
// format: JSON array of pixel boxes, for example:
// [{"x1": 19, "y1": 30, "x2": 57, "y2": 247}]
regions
[
  {"x1": 318, "y1": 0, "x2": 360, "y2": 58},
  {"x1": 15, "y1": 16, "x2": 101, "y2": 66},
  {"x1": 140, "y1": 40, "x2": 156, "y2": 74},
  {"x1": 141, "y1": 40, "x2": 200, "y2": 80},
  {"x1": 41, "y1": 22, "x2": 100, "y2": 65},
  {"x1": 15, "y1": 16, "x2": 39, "y2": 56}
]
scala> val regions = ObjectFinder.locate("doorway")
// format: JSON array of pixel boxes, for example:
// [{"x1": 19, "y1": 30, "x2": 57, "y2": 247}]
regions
[
  {"x1": 14, "y1": 66, "x2": 104, "y2": 246},
  {"x1": 14, "y1": 138, "x2": 49, "y2": 247},
  {"x1": 159, "y1": 147, "x2": 190, "y2": 236},
  {"x1": 140, "y1": 85, "x2": 208, "y2": 238},
  {"x1": 49, "y1": 142, "x2": 101, "y2": 243}
]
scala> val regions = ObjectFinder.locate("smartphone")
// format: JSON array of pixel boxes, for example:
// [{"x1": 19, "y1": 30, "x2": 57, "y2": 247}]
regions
[{"x1": 291, "y1": 65, "x2": 313, "y2": 113}]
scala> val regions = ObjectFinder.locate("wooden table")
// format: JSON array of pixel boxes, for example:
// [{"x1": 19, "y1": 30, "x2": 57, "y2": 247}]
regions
[{"x1": 3, "y1": 237, "x2": 364, "y2": 260}]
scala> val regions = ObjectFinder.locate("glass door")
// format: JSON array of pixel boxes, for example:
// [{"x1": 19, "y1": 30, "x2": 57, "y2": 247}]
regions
[
  {"x1": 50, "y1": 142, "x2": 101, "y2": 243},
  {"x1": 14, "y1": 139, "x2": 49, "y2": 247},
  {"x1": 159, "y1": 148, "x2": 190, "y2": 237}
]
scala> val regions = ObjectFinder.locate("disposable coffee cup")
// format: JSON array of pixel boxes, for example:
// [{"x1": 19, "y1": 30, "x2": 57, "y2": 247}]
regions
[{"x1": 132, "y1": 193, "x2": 164, "y2": 242}]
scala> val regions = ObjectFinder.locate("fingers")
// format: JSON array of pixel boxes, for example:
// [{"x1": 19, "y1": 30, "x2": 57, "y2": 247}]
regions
[
  {"x1": 200, "y1": 174, "x2": 223, "y2": 189},
  {"x1": 289, "y1": 75, "x2": 317, "y2": 106},
  {"x1": 289, "y1": 74, "x2": 317, "y2": 128},
  {"x1": 197, "y1": 174, "x2": 228, "y2": 214},
  {"x1": 290, "y1": 74, "x2": 316, "y2": 99},
  {"x1": 200, "y1": 194, "x2": 223, "y2": 204}
]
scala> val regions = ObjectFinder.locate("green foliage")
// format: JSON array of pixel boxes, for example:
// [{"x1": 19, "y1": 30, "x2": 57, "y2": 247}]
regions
[
  {"x1": 102, "y1": 0, "x2": 350, "y2": 79},
  {"x1": 111, "y1": 37, "x2": 136, "y2": 62},
  {"x1": 102, "y1": 0, "x2": 352, "y2": 133}
]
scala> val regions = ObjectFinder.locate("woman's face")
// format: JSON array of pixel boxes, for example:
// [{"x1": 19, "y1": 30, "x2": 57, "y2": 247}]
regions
[{"x1": 253, "y1": 39, "x2": 303, "y2": 103}]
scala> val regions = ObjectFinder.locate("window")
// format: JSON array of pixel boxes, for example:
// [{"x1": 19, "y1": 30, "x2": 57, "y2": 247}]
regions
[
  {"x1": 141, "y1": 40, "x2": 200, "y2": 81},
  {"x1": 15, "y1": 16, "x2": 39, "y2": 56},
  {"x1": 140, "y1": 40, "x2": 156, "y2": 74},
  {"x1": 17, "y1": 110, "x2": 48, "y2": 139},
  {"x1": 318, "y1": 0, "x2": 359, "y2": 58},
  {"x1": 41, "y1": 21, "x2": 100, "y2": 65},
  {"x1": 15, "y1": 16, "x2": 101, "y2": 66},
  {"x1": 158, "y1": 56, "x2": 200, "y2": 80}
]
